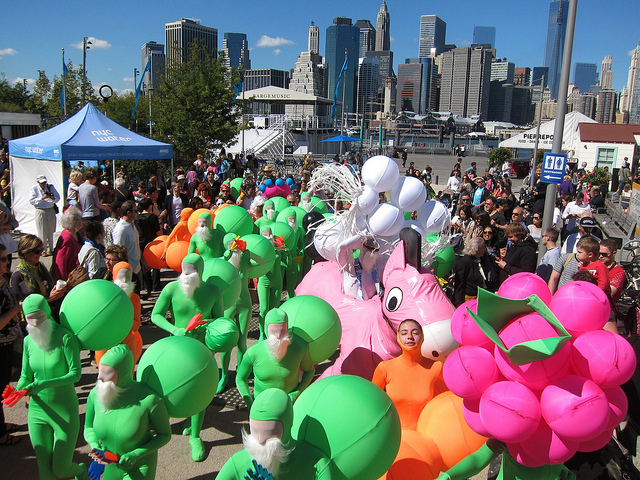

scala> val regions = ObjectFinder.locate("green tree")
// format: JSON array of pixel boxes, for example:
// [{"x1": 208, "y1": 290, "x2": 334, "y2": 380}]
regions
[
  {"x1": 25, "y1": 70, "x2": 51, "y2": 119},
  {"x1": 0, "y1": 74, "x2": 30, "y2": 112},
  {"x1": 155, "y1": 40, "x2": 249, "y2": 165},
  {"x1": 44, "y1": 61, "x2": 99, "y2": 122},
  {"x1": 488, "y1": 147, "x2": 511, "y2": 167}
]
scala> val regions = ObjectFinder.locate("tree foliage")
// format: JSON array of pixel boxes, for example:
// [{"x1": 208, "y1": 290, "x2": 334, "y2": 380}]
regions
[
  {"x1": 488, "y1": 147, "x2": 511, "y2": 167},
  {"x1": 582, "y1": 167, "x2": 610, "y2": 188},
  {"x1": 0, "y1": 74, "x2": 30, "y2": 112},
  {"x1": 155, "y1": 40, "x2": 248, "y2": 164}
]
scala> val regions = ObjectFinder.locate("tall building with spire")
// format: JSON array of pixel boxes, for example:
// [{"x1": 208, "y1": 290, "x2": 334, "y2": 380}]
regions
[
  {"x1": 308, "y1": 21, "x2": 319, "y2": 55},
  {"x1": 543, "y1": 1, "x2": 569, "y2": 100},
  {"x1": 600, "y1": 55, "x2": 613, "y2": 89},
  {"x1": 622, "y1": 41, "x2": 640, "y2": 122},
  {"x1": 375, "y1": 1, "x2": 390, "y2": 51}
]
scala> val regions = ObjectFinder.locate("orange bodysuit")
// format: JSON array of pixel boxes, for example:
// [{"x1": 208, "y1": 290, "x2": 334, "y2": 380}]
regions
[{"x1": 372, "y1": 331, "x2": 444, "y2": 430}]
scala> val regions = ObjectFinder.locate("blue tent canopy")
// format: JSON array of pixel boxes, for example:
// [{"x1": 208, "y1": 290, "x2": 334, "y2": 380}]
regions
[
  {"x1": 320, "y1": 135, "x2": 361, "y2": 143},
  {"x1": 9, "y1": 104, "x2": 172, "y2": 161}
]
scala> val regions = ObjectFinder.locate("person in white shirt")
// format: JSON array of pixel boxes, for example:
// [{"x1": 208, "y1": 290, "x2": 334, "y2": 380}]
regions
[
  {"x1": 28, "y1": 174, "x2": 60, "y2": 256},
  {"x1": 446, "y1": 170, "x2": 462, "y2": 191},
  {"x1": 561, "y1": 195, "x2": 591, "y2": 235},
  {"x1": 501, "y1": 160, "x2": 511, "y2": 178},
  {"x1": 112, "y1": 201, "x2": 141, "y2": 291}
]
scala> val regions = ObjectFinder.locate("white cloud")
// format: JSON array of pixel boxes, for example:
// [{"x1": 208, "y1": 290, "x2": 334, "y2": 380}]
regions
[
  {"x1": 115, "y1": 88, "x2": 134, "y2": 96},
  {"x1": 123, "y1": 77, "x2": 134, "y2": 82},
  {"x1": 255, "y1": 35, "x2": 294, "y2": 48},
  {"x1": 107, "y1": 68, "x2": 113, "y2": 71},
  {"x1": 71, "y1": 37, "x2": 111, "y2": 50},
  {"x1": 390, "y1": 36, "x2": 396, "y2": 43},
  {"x1": 9, "y1": 77, "x2": 35, "y2": 89},
  {"x1": 0, "y1": 47, "x2": 18, "y2": 59},
  {"x1": 274, "y1": 49, "x2": 281, "y2": 56}
]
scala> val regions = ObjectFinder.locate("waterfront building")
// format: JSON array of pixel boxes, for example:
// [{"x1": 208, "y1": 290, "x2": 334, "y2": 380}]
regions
[
  {"x1": 244, "y1": 69, "x2": 290, "y2": 114},
  {"x1": 165, "y1": 18, "x2": 217, "y2": 66},
  {"x1": 221, "y1": 33, "x2": 250, "y2": 70},
  {"x1": 573, "y1": 63, "x2": 597, "y2": 94},
  {"x1": 543, "y1": 1, "x2": 569, "y2": 100},
  {"x1": 419, "y1": 15, "x2": 446, "y2": 58},
  {"x1": 141, "y1": 41, "x2": 165, "y2": 91},
  {"x1": 326, "y1": 17, "x2": 360, "y2": 115},
  {"x1": 473, "y1": 26, "x2": 496, "y2": 49},
  {"x1": 375, "y1": 1, "x2": 390, "y2": 52}
]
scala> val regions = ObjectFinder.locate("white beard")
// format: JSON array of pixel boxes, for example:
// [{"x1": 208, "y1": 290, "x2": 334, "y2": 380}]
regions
[
  {"x1": 228, "y1": 249, "x2": 241, "y2": 269},
  {"x1": 265, "y1": 334, "x2": 291, "y2": 361},
  {"x1": 179, "y1": 271, "x2": 201, "y2": 298},
  {"x1": 301, "y1": 198, "x2": 313, "y2": 212},
  {"x1": 26, "y1": 319, "x2": 54, "y2": 352},
  {"x1": 96, "y1": 379, "x2": 124, "y2": 410},
  {"x1": 114, "y1": 279, "x2": 135, "y2": 297},
  {"x1": 288, "y1": 220, "x2": 298, "y2": 232},
  {"x1": 242, "y1": 429, "x2": 293, "y2": 477},
  {"x1": 195, "y1": 225, "x2": 211, "y2": 242},
  {"x1": 266, "y1": 209, "x2": 276, "y2": 221}
]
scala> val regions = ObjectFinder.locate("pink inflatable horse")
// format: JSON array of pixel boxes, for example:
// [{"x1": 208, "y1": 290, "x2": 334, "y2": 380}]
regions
[{"x1": 296, "y1": 240, "x2": 456, "y2": 379}]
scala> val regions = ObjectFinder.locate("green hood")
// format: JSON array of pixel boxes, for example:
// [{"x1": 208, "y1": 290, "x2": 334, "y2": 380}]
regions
[
  {"x1": 22, "y1": 293, "x2": 52, "y2": 319},
  {"x1": 250, "y1": 388, "x2": 293, "y2": 444},
  {"x1": 265, "y1": 308, "x2": 287, "y2": 330},
  {"x1": 100, "y1": 344, "x2": 134, "y2": 387},
  {"x1": 198, "y1": 211, "x2": 213, "y2": 229},
  {"x1": 182, "y1": 253, "x2": 205, "y2": 278}
]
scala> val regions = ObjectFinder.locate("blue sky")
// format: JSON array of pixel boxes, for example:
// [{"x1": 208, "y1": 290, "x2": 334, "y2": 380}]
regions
[{"x1": 1, "y1": 0, "x2": 638, "y2": 97}]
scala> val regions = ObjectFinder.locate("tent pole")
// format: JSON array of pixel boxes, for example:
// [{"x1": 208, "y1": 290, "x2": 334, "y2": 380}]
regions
[{"x1": 171, "y1": 157, "x2": 174, "y2": 184}]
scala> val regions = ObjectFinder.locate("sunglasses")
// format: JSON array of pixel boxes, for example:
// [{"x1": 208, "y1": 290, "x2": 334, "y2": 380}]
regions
[
  {"x1": 512, "y1": 213, "x2": 522, "y2": 217},
  {"x1": 31, "y1": 249, "x2": 44, "y2": 255},
  {"x1": 533, "y1": 216, "x2": 541, "y2": 220},
  {"x1": 599, "y1": 252, "x2": 612, "y2": 258},
  {"x1": 483, "y1": 231, "x2": 493, "y2": 235},
  {"x1": 461, "y1": 198, "x2": 471, "y2": 202}
]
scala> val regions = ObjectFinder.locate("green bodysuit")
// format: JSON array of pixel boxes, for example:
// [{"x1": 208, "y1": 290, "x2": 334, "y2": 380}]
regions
[
  {"x1": 84, "y1": 345, "x2": 171, "y2": 480},
  {"x1": 188, "y1": 212, "x2": 224, "y2": 260},
  {"x1": 17, "y1": 294, "x2": 85, "y2": 480}
]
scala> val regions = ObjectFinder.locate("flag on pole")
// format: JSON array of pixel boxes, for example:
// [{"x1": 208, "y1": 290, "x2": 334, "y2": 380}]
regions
[
  {"x1": 331, "y1": 57, "x2": 348, "y2": 118},
  {"x1": 132, "y1": 58, "x2": 151, "y2": 116},
  {"x1": 60, "y1": 50, "x2": 68, "y2": 114},
  {"x1": 233, "y1": 79, "x2": 243, "y2": 100}
]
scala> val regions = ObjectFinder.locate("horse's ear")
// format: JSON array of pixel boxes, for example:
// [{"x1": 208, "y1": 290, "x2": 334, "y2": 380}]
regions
[{"x1": 382, "y1": 240, "x2": 406, "y2": 286}]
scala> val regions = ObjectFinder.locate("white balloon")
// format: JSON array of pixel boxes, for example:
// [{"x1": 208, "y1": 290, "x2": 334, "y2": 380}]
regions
[
  {"x1": 403, "y1": 219, "x2": 425, "y2": 238},
  {"x1": 356, "y1": 186, "x2": 379, "y2": 215},
  {"x1": 390, "y1": 176, "x2": 427, "y2": 212},
  {"x1": 361, "y1": 155, "x2": 399, "y2": 193},
  {"x1": 368, "y1": 203, "x2": 405, "y2": 238},
  {"x1": 416, "y1": 201, "x2": 450, "y2": 235},
  {"x1": 313, "y1": 221, "x2": 342, "y2": 261},
  {"x1": 421, "y1": 319, "x2": 458, "y2": 360}
]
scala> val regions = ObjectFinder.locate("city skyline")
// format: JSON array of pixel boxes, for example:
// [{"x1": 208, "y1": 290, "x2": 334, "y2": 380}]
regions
[{"x1": 1, "y1": 0, "x2": 639, "y2": 100}]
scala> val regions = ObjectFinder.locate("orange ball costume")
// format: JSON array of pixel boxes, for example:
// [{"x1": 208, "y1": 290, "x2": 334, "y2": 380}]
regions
[
  {"x1": 163, "y1": 208, "x2": 194, "y2": 255},
  {"x1": 95, "y1": 262, "x2": 142, "y2": 366},
  {"x1": 372, "y1": 321, "x2": 444, "y2": 430}
]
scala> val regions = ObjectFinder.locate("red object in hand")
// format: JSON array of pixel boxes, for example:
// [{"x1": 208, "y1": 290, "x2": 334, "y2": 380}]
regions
[
  {"x1": 2, "y1": 385, "x2": 15, "y2": 399},
  {"x1": 185, "y1": 313, "x2": 206, "y2": 331},
  {"x1": 275, "y1": 235, "x2": 286, "y2": 249},
  {"x1": 90, "y1": 449, "x2": 120, "y2": 465},
  {"x1": 230, "y1": 236, "x2": 247, "y2": 252},
  {"x1": 1, "y1": 388, "x2": 28, "y2": 407}
]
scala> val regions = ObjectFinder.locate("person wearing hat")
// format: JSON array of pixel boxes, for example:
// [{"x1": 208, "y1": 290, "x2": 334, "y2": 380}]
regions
[
  {"x1": 83, "y1": 344, "x2": 171, "y2": 480},
  {"x1": 236, "y1": 308, "x2": 314, "y2": 409},
  {"x1": 217, "y1": 388, "x2": 331, "y2": 480},
  {"x1": 617, "y1": 157, "x2": 631, "y2": 195},
  {"x1": 28, "y1": 174, "x2": 60, "y2": 256},
  {"x1": 561, "y1": 213, "x2": 600, "y2": 255},
  {"x1": 261, "y1": 164, "x2": 275, "y2": 184}
]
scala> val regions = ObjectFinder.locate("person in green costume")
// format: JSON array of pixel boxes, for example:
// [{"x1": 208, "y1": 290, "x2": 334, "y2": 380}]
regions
[
  {"x1": 151, "y1": 253, "x2": 224, "y2": 462},
  {"x1": 16, "y1": 294, "x2": 87, "y2": 480},
  {"x1": 284, "y1": 214, "x2": 303, "y2": 299},
  {"x1": 218, "y1": 234, "x2": 264, "y2": 394},
  {"x1": 84, "y1": 344, "x2": 171, "y2": 480},
  {"x1": 236, "y1": 309, "x2": 314, "y2": 408},
  {"x1": 257, "y1": 226, "x2": 283, "y2": 339},
  {"x1": 188, "y1": 211, "x2": 224, "y2": 260},
  {"x1": 437, "y1": 439, "x2": 575, "y2": 480},
  {"x1": 217, "y1": 388, "x2": 332, "y2": 480},
  {"x1": 254, "y1": 203, "x2": 276, "y2": 229}
]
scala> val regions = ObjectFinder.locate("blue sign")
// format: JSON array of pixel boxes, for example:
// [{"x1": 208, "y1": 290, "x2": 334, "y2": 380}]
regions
[{"x1": 540, "y1": 153, "x2": 568, "y2": 184}]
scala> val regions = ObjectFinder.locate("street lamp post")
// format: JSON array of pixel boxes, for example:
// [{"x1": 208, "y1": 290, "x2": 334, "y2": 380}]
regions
[
  {"x1": 82, "y1": 36, "x2": 92, "y2": 104},
  {"x1": 530, "y1": 75, "x2": 545, "y2": 189}
]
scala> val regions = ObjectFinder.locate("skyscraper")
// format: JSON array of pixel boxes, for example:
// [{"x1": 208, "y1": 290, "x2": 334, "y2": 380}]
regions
[
  {"x1": 165, "y1": 18, "x2": 217, "y2": 66},
  {"x1": 573, "y1": 63, "x2": 597, "y2": 94},
  {"x1": 543, "y1": 1, "x2": 569, "y2": 100},
  {"x1": 473, "y1": 26, "x2": 496, "y2": 49},
  {"x1": 622, "y1": 41, "x2": 640, "y2": 122},
  {"x1": 326, "y1": 17, "x2": 360, "y2": 115},
  {"x1": 141, "y1": 41, "x2": 165, "y2": 90},
  {"x1": 490, "y1": 58, "x2": 515, "y2": 82},
  {"x1": 600, "y1": 55, "x2": 613, "y2": 89},
  {"x1": 357, "y1": 57, "x2": 380, "y2": 119},
  {"x1": 221, "y1": 33, "x2": 250, "y2": 70},
  {"x1": 439, "y1": 47, "x2": 493, "y2": 118},
  {"x1": 375, "y1": 1, "x2": 390, "y2": 52},
  {"x1": 595, "y1": 89, "x2": 617, "y2": 124},
  {"x1": 308, "y1": 22, "x2": 319, "y2": 55},
  {"x1": 396, "y1": 58, "x2": 436, "y2": 114},
  {"x1": 514, "y1": 67, "x2": 531, "y2": 86},
  {"x1": 354, "y1": 19, "x2": 375, "y2": 58},
  {"x1": 243, "y1": 69, "x2": 290, "y2": 114},
  {"x1": 419, "y1": 15, "x2": 446, "y2": 58},
  {"x1": 287, "y1": 51, "x2": 326, "y2": 116}
]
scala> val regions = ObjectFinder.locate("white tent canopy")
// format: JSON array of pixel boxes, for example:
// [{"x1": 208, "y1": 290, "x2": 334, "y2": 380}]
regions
[{"x1": 498, "y1": 111, "x2": 597, "y2": 154}]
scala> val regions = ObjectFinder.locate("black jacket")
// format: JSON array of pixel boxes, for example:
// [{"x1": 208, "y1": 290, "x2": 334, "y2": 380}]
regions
[
  {"x1": 453, "y1": 255, "x2": 486, "y2": 306},
  {"x1": 497, "y1": 236, "x2": 538, "y2": 285}
]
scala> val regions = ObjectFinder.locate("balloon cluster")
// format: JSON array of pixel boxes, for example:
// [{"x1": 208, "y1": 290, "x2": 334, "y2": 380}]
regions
[
  {"x1": 444, "y1": 273, "x2": 635, "y2": 467},
  {"x1": 259, "y1": 177, "x2": 293, "y2": 199}
]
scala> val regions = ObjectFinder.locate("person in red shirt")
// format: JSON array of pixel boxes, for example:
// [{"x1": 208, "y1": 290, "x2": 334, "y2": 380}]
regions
[
  {"x1": 576, "y1": 236, "x2": 610, "y2": 297},
  {"x1": 599, "y1": 238, "x2": 627, "y2": 332}
]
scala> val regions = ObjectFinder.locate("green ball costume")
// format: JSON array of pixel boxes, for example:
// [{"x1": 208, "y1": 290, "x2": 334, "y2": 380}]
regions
[
  {"x1": 188, "y1": 212, "x2": 224, "y2": 260},
  {"x1": 150, "y1": 253, "x2": 225, "y2": 462},
  {"x1": 17, "y1": 294, "x2": 85, "y2": 480},
  {"x1": 236, "y1": 309, "x2": 314, "y2": 408},
  {"x1": 217, "y1": 389, "x2": 332, "y2": 480},
  {"x1": 84, "y1": 345, "x2": 171, "y2": 479}
]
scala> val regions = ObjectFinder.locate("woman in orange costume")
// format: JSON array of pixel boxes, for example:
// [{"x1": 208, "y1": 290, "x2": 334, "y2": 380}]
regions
[
  {"x1": 161, "y1": 208, "x2": 194, "y2": 260},
  {"x1": 95, "y1": 262, "x2": 142, "y2": 366},
  {"x1": 371, "y1": 319, "x2": 445, "y2": 430}
]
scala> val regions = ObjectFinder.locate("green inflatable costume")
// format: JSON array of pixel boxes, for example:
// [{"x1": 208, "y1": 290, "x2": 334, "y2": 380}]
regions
[
  {"x1": 438, "y1": 439, "x2": 575, "y2": 480},
  {"x1": 150, "y1": 253, "x2": 225, "y2": 462},
  {"x1": 217, "y1": 389, "x2": 332, "y2": 480},
  {"x1": 188, "y1": 212, "x2": 224, "y2": 260},
  {"x1": 17, "y1": 294, "x2": 86, "y2": 480},
  {"x1": 257, "y1": 226, "x2": 284, "y2": 339},
  {"x1": 84, "y1": 345, "x2": 171, "y2": 479},
  {"x1": 236, "y1": 309, "x2": 314, "y2": 408}
]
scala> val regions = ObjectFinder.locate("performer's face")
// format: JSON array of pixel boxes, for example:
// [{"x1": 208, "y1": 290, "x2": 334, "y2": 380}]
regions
[
  {"x1": 267, "y1": 322, "x2": 288, "y2": 340},
  {"x1": 197, "y1": 217, "x2": 209, "y2": 229},
  {"x1": 25, "y1": 310, "x2": 48, "y2": 327},
  {"x1": 98, "y1": 363, "x2": 118, "y2": 386},
  {"x1": 398, "y1": 320, "x2": 422, "y2": 348},
  {"x1": 249, "y1": 419, "x2": 283, "y2": 445}
]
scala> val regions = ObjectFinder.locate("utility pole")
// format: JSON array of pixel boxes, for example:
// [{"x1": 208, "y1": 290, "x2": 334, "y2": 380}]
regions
[{"x1": 82, "y1": 36, "x2": 92, "y2": 104}]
